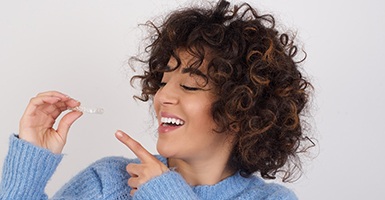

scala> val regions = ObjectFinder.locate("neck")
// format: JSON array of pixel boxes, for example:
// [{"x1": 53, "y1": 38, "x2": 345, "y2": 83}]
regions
[{"x1": 168, "y1": 156, "x2": 235, "y2": 186}]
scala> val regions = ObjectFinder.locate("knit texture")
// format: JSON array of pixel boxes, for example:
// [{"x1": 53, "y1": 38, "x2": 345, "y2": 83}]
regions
[{"x1": 0, "y1": 135, "x2": 298, "y2": 200}]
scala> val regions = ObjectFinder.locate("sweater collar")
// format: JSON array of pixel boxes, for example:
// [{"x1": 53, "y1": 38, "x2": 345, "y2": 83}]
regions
[
  {"x1": 191, "y1": 171, "x2": 260, "y2": 199},
  {"x1": 156, "y1": 155, "x2": 262, "y2": 199}
]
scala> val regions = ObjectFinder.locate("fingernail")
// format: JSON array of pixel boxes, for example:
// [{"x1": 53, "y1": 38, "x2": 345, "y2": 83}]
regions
[{"x1": 70, "y1": 98, "x2": 80, "y2": 103}]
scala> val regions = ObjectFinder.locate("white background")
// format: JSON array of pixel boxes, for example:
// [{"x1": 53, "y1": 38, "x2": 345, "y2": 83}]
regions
[{"x1": 1, "y1": 0, "x2": 384, "y2": 199}]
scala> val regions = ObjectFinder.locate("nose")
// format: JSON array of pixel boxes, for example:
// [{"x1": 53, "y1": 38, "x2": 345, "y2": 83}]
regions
[{"x1": 154, "y1": 81, "x2": 179, "y2": 106}]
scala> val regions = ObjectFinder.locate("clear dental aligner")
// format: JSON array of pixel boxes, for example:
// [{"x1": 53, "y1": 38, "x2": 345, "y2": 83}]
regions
[{"x1": 71, "y1": 106, "x2": 104, "y2": 114}]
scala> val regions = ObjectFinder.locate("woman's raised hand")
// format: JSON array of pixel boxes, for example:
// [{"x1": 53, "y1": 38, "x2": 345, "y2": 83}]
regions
[
  {"x1": 19, "y1": 91, "x2": 83, "y2": 154},
  {"x1": 115, "y1": 130, "x2": 169, "y2": 196}
]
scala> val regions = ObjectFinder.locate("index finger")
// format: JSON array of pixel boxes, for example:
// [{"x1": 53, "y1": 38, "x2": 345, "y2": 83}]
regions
[
  {"x1": 36, "y1": 91, "x2": 69, "y2": 99},
  {"x1": 115, "y1": 130, "x2": 155, "y2": 163}
]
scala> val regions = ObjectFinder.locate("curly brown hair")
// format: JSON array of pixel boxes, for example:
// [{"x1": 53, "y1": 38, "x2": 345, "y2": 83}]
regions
[{"x1": 131, "y1": 0, "x2": 314, "y2": 182}]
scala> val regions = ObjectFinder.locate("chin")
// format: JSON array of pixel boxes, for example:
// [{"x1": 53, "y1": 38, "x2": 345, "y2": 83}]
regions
[{"x1": 156, "y1": 142, "x2": 175, "y2": 158}]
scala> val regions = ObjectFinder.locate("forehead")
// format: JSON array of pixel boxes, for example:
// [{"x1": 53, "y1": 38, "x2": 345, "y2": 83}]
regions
[{"x1": 167, "y1": 50, "x2": 209, "y2": 72}]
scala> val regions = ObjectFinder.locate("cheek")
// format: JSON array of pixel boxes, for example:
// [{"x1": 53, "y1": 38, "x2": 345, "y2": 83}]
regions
[{"x1": 187, "y1": 101, "x2": 215, "y2": 129}]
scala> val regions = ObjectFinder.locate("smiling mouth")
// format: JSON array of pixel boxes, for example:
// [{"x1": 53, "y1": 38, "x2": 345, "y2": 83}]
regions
[{"x1": 160, "y1": 117, "x2": 185, "y2": 126}]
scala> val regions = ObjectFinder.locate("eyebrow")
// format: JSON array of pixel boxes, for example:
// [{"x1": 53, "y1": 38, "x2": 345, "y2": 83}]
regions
[
  {"x1": 181, "y1": 66, "x2": 206, "y2": 77},
  {"x1": 164, "y1": 65, "x2": 203, "y2": 75},
  {"x1": 164, "y1": 64, "x2": 208, "y2": 82}
]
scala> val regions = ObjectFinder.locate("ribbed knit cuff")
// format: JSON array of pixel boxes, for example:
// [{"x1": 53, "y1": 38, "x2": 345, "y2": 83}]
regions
[
  {"x1": 133, "y1": 171, "x2": 198, "y2": 200},
  {"x1": 0, "y1": 134, "x2": 63, "y2": 199}
]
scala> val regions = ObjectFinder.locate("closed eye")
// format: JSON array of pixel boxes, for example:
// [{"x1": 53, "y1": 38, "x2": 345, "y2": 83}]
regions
[
  {"x1": 180, "y1": 84, "x2": 200, "y2": 91},
  {"x1": 158, "y1": 82, "x2": 202, "y2": 91}
]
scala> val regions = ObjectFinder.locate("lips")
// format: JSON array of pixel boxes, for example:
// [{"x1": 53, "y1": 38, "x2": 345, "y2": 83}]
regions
[{"x1": 158, "y1": 112, "x2": 185, "y2": 134}]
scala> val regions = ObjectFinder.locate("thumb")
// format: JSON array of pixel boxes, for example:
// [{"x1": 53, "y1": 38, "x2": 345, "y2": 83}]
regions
[{"x1": 57, "y1": 111, "x2": 83, "y2": 140}]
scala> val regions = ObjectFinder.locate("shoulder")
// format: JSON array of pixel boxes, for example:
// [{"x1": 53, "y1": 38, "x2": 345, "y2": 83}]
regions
[
  {"x1": 90, "y1": 156, "x2": 135, "y2": 170},
  {"x1": 54, "y1": 156, "x2": 165, "y2": 199},
  {"x1": 240, "y1": 175, "x2": 297, "y2": 200},
  {"x1": 86, "y1": 155, "x2": 167, "y2": 197},
  {"x1": 89, "y1": 155, "x2": 166, "y2": 170},
  {"x1": 85, "y1": 155, "x2": 167, "y2": 182},
  {"x1": 82, "y1": 156, "x2": 134, "y2": 182}
]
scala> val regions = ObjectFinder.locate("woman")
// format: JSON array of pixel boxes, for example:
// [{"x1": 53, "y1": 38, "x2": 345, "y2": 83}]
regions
[{"x1": 0, "y1": 0, "x2": 312, "y2": 199}]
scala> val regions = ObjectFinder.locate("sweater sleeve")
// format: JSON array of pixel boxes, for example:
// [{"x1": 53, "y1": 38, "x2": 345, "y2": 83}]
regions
[
  {"x1": 0, "y1": 134, "x2": 63, "y2": 200},
  {"x1": 133, "y1": 170, "x2": 198, "y2": 200},
  {"x1": 52, "y1": 156, "x2": 132, "y2": 200}
]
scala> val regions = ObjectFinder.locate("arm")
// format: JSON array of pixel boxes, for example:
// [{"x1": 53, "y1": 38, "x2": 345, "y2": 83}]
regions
[
  {"x1": 0, "y1": 135, "x2": 62, "y2": 200},
  {"x1": 0, "y1": 91, "x2": 82, "y2": 199},
  {"x1": 0, "y1": 137, "x2": 107, "y2": 200},
  {"x1": 52, "y1": 157, "x2": 132, "y2": 200},
  {"x1": 0, "y1": 141, "x2": 132, "y2": 200}
]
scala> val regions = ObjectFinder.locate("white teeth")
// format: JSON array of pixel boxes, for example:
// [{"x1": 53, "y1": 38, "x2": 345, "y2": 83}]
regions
[{"x1": 161, "y1": 117, "x2": 184, "y2": 125}]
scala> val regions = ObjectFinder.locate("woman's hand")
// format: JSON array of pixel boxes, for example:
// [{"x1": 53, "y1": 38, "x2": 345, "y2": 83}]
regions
[
  {"x1": 19, "y1": 91, "x2": 83, "y2": 154},
  {"x1": 115, "y1": 130, "x2": 169, "y2": 196}
]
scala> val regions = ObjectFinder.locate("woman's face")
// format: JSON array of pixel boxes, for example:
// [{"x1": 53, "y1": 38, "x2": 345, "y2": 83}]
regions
[{"x1": 154, "y1": 51, "x2": 232, "y2": 162}]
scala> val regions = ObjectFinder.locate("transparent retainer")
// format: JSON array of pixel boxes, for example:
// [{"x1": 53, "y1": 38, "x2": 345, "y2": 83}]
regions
[{"x1": 70, "y1": 106, "x2": 104, "y2": 114}]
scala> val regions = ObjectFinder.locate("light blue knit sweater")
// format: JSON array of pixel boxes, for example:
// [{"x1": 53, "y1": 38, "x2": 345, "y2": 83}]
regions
[{"x1": 0, "y1": 135, "x2": 297, "y2": 200}]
